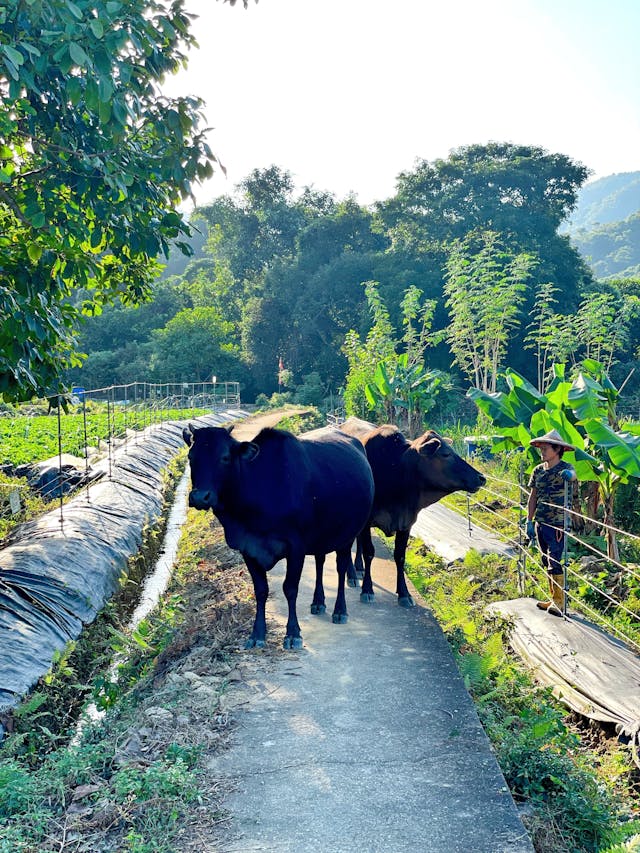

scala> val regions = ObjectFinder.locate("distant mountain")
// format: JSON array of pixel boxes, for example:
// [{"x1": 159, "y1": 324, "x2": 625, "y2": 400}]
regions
[
  {"x1": 570, "y1": 213, "x2": 640, "y2": 280},
  {"x1": 565, "y1": 171, "x2": 640, "y2": 232},
  {"x1": 563, "y1": 172, "x2": 640, "y2": 280}
]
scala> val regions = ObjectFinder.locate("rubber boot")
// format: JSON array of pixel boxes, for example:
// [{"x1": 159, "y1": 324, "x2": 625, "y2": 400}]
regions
[{"x1": 536, "y1": 575, "x2": 564, "y2": 616}]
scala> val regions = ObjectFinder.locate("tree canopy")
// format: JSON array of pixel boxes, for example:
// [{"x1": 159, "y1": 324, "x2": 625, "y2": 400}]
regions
[
  {"x1": 0, "y1": 0, "x2": 216, "y2": 401},
  {"x1": 62, "y1": 146, "x2": 635, "y2": 414}
]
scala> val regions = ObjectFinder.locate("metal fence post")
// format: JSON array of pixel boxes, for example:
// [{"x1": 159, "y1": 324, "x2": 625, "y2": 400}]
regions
[
  {"x1": 562, "y1": 479, "x2": 572, "y2": 617},
  {"x1": 518, "y1": 453, "x2": 526, "y2": 596},
  {"x1": 56, "y1": 397, "x2": 64, "y2": 529}
]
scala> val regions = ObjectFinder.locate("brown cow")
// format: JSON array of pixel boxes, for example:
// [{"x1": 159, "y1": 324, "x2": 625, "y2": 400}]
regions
[{"x1": 340, "y1": 419, "x2": 486, "y2": 607}]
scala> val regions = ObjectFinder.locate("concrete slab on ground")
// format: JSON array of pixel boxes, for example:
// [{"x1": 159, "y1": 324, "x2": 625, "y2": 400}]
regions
[
  {"x1": 411, "y1": 502, "x2": 517, "y2": 564},
  {"x1": 213, "y1": 547, "x2": 533, "y2": 853},
  {"x1": 488, "y1": 597, "x2": 640, "y2": 751}
]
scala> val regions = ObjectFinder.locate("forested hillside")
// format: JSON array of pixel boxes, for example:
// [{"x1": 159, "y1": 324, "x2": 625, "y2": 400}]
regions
[
  {"x1": 563, "y1": 172, "x2": 640, "y2": 279},
  {"x1": 566, "y1": 171, "x2": 640, "y2": 231},
  {"x1": 570, "y1": 213, "x2": 640, "y2": 279},
  {"x1": 66, "y1": 145, "x2": 640, "y2": 413}
]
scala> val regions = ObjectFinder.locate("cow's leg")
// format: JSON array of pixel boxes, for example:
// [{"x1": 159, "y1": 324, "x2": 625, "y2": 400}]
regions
[
  {"x1": 359, "y1": 527, "x2": 376, "y2": 603},
  {"x1": 311, "y1": 553, "x2": 327, "y2": 615},
  {"x1": 354, "y1": 538, "x2": 365, "y2": 579},
  {"x1": 394, "y1": 529, "x2": 415, "y2": 608},
  {"x1": 282, "y1": 553, "x2": 304, "y2": 649},
  {"x1": 243, "y1": 557, "x2": 269, "y2": 649},
  {"x1": 346, "y1": 542, "x2": 359, "y2": 588},
  {"x1": 332, "y1": 548, "x2": 351, "y2": 624}
]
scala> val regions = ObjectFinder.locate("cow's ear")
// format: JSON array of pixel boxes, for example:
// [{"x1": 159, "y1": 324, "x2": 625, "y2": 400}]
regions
[
  {"x1": 226, "y1": 424, "x2": 234, "y2": 434},
  {"x1": 183, "y1": 427, "x2": 193, "y2": 447},
  {"x1": 237, "y1": 441, "x2": 259, "y2": 462},
  {"x1": 420, "y1": 437, "x2": 442, "y2": 457}
]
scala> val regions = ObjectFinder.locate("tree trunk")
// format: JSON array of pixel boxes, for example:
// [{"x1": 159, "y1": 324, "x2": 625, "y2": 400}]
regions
[
  {"x1": 583, "y1": 482, "x2": 600, "y2": 533},
  {"x1": 602, "y1": 491, "x2": 619, "y2": 563}
]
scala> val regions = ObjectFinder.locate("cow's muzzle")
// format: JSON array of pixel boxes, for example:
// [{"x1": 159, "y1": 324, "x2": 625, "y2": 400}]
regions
[{"x1": 188, "y1": 489, "x2": 217, "y2": 510}]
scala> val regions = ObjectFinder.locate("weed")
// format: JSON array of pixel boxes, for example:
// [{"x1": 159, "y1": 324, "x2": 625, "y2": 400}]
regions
[{"x1": 406, "y1": 541, "x2": 636, "y2": 852}]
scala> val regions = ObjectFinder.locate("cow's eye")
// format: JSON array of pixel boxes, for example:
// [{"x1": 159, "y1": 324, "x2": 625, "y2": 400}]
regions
[{"x1": 220, "y1": 452, "x2": 231, "y2": 465}]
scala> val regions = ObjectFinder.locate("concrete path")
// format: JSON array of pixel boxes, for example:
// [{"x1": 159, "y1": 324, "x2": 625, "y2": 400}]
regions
[{"x1": 212, "y1": 547, "x2": 534, "y2": 853}]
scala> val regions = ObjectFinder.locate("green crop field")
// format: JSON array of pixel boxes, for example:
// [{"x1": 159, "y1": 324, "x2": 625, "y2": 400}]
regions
[{"x1": 0, "y1": 408, "x2": 208, "y2": 466}]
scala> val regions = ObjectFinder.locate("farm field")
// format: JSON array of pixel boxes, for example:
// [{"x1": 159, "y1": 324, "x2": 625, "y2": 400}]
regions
[{"x1": 0, "y1": 408, "x2": 210, "y2": 466}]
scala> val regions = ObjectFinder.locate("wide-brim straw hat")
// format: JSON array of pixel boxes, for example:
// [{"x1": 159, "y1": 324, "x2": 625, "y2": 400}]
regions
[{"x1": 530, "y1": 429, "x2": 576, "y2": 453}]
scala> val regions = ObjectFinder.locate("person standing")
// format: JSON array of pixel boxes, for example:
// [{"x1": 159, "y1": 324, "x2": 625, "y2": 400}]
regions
[{"x1": 526, "y1": 430, "x2": 577, "y2": 616}]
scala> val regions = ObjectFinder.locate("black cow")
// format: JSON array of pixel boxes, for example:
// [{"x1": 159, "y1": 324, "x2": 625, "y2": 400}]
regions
[
  {"x1": 340, "y1": 421, "x2": 486, "y2": 607},
  {"x1": 183, "y1": 424, "x2": 374, "y2": 649}
]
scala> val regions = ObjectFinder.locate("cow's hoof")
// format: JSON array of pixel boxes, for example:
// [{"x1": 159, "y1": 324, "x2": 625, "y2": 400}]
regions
[
  {"x1": 347, "y1": 577, "x2": 358, "y2": 588},
  {"x1": 332, "y1": 613, "x2": 348, "y2": 624},
  {"x1": 310, "y1": 603, "x2": 326, "y2": 615},
  {"x1": 283, "y1": 635, "x2": 303, "y2": 650},
  {"x1": 245, "y1": 637, "x2": 266, "y2": 649},
  {"x1": 360, "y1": 592, "x2": 375, "y2": 603},
  {"x1": 398, "y1": 595, "x2": 415, "y2": 608}
]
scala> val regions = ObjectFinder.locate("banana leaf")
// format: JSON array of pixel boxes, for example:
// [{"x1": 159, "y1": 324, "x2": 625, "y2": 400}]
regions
[
  {"x1": 568, "y1": 373, "x2": 606, "y2": 421},
  {"x1": 466, "y1": 387, "x2": 519, "y2": 429},
  {"x1": 582, "y1": 419, "x2": 640, "y2": 479}
]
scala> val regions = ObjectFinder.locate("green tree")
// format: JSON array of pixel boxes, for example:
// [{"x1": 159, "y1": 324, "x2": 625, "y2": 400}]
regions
[
  {"x1": 575, "y1": 291, "x2": 640, "y2": 369},
  {"x1": 524, "y1": 282, "x2": 578, "y2": 391},
  {"x1": 150, "y1": 307, "x2": 240, "y2": 382},
  {"x1": 444, "y1": 231, "x2": 535, "y2": 393},
  {"x1": 0, "y1": 0, "x2": 216, "y2": 401},
  {"x1": 343, "y1": 282, "x2": 448, "y2": 434},
  {"x1": 342, "y1": 281, "x2": 396, "y2": 419},
  {"x1": 380, "y1": 142, "x2": 589, "y2": 248},
  {"x1": 377, "y1": 143, "x2": 593, "y2": 382}
]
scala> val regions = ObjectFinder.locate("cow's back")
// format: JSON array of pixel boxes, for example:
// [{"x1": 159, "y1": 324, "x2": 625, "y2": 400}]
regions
[
  {"x1": 231, "y1": 428, "x2": 373, "y2": 557},
  {"x1": 298, "y1": 428, "x2": 374, "y2": 551}
]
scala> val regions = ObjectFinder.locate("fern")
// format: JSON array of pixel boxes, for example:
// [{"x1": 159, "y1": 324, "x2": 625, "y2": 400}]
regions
[{"x1": 600, "y1": 819, "x2": 640, "y2": 852}]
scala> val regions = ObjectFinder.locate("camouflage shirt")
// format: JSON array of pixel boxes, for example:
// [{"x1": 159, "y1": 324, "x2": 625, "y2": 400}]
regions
[{"x1": 528, "y1": 460, "x2": 574, "y2": 526}]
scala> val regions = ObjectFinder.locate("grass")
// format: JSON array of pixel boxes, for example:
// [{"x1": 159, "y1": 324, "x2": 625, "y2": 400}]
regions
[
  {"x1": 0, "y1": 498, "x2": 252, "y2": 852},
  {"x1": 404, "y1": 541, "x2": 640, "y2": 853}
]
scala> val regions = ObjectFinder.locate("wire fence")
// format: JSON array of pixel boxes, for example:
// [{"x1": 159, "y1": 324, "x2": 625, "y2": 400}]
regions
[
  {"x1": 450, "y1": 455, "x2": 640, "y2": 653},
  {"x1": 0, "y1": 380, "x2": 241, "y2": 537}
]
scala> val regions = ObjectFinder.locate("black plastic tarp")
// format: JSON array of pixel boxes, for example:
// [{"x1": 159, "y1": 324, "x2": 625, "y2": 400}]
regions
[{"x1": 0, "y1": 410, "x2": 247, "y2": 715}]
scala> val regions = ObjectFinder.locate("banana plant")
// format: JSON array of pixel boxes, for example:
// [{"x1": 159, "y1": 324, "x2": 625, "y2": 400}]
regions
[
  {"x1": 468, "y1": 361, "x2": 640, "y2": 560},
  {"x1": 365, "y1": 354, "x2": 451, "y2": 436}
]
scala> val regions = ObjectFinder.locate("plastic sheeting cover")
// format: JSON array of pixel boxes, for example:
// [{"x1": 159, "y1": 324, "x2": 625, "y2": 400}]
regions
[
  {"x1": 488, "y1": 598, "x2": 640, "y2": 765},
  {"x1": 0, "y1": 410, "x2": 247, "y2": 714}
]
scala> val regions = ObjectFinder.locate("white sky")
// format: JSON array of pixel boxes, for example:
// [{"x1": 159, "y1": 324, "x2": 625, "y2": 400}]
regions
[{"x1": 163, "y1": 0, "x2": 640, "y2": 206}]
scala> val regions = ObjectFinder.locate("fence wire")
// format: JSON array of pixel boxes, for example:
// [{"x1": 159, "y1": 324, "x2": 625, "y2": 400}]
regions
[
  {"x1": 452, "y1": 461, "x2": 640, "y2": 653},
  {"x1": 0, "y1": 380, "x2": 241, "y2": 537}
]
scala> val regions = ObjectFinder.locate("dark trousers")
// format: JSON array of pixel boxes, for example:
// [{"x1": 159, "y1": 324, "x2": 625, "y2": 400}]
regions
[{"x1": 535, "y1": 522, "x2": 565, "y2": 575}]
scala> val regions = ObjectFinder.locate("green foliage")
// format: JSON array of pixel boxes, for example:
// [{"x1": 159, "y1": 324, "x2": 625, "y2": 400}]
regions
[
  {"x1": 56, "y1": 144, "x2": 600, "y2": 401},
  {"x1": 599, "y1": 819, "x2": 640, "y2": 852},
  {"x1": 468, "y1": 360, "x2": 640, "y2": 558},
  {"x1": 0, "y1": 406, "x2": 210, "y2": 466},
  {"x1": 150, "y1": 307, "x2": 240, "y2": 382},
  {"x1": 405, "y1": 542, "x2": 629, "y2": 853},
  {"x1": 111, "y1": 758, "x2": 197, "y2": 804},
  {"x1": 0, "y1": 0, "x2": 215, "y2": 401},
  {"x1": 444, "y1": 230, "x2": 536, "y2": 392},
  {"x1": 342, "y1": 281, "x2": 396, "y2": 418},
  {"x1": 344, "y1": 282, "x2": 448, "y2": 432}
]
